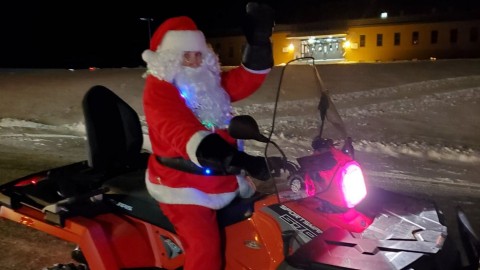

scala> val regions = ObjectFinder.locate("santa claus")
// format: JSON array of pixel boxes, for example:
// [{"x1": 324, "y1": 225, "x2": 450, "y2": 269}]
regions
[{"x1": 142, "y1": 3, "x2": 274, "y2": 269}]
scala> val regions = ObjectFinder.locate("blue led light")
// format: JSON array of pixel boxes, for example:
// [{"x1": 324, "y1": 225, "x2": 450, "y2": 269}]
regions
[{"x1": 204, "y1": 168, "x2": 212, "y2": 175}]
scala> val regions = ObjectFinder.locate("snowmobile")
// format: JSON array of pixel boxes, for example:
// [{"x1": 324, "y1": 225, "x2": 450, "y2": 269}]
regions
[{"x1": 0, "y1": 58, "x2": 478, "y2": 270}]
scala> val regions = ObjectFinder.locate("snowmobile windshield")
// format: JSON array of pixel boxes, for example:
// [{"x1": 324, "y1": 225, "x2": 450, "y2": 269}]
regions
[{"x1": 254, "y1": 58, "x2": 359, "y2": 204}]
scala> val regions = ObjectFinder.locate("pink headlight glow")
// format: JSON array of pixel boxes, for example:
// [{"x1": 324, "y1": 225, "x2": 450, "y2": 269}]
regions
[
  {"x1": 304, "y1": 177, "x2": 316, "y2": 197},
  {"x1": 341, "y1": 162, "x2": 367, "y2": 208}
]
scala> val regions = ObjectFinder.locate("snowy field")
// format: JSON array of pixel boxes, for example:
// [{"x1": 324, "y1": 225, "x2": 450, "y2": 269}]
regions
[{"x1": 0, "y1": 59, "x2": 479, "y2": 269}]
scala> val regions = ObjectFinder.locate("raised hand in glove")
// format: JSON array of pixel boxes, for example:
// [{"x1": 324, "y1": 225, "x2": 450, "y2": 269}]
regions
[
  {"x1": 243, "y1": 2, "x2": 275, "y2": 46},
  {"x1": 195, "y1": 133, "x2": 271, "y2": 181},
  {"x1": 242, "y1": 2, "x2": 275, "y2": 71}
]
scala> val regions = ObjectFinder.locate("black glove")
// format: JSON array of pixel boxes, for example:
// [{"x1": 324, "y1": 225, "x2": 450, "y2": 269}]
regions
[
  {"x1": 195, "y1": 133, "x2": 271, "y2": 180},
  {"x1": 242, "y1": 2, "x2": 275, "y2": 70},
  {"x1": 243, "y1": 2, "x2": 275, "y2": 46},
  {"x1": 230, "y1": 152, "x2": 270, "y2": 181}
]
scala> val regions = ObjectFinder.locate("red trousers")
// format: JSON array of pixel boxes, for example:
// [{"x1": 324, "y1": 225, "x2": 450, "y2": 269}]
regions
[{"x1": 160, "y1": 203, "x2": 222, "y2": 270}]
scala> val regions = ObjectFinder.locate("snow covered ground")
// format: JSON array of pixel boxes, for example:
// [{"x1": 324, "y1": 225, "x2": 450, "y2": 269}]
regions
[{"x1": 0, "y1": 59, "x2": 479, "y2": 269}]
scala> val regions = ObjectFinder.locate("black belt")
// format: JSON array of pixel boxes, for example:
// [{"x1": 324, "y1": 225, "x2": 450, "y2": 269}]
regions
[{"x1": 155, "y1": 156, "x2": 231, "y2": 176}]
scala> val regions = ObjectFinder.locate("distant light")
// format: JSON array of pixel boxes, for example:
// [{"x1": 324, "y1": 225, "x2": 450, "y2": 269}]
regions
[
  {"x1": 287, "y1": 43, "x2": 294, "y2": 51},
  {"x1": 380, "y1": 12, "x2": 388, "y2": 19},
  {"x1": 308, "y1": 37, "x2": 315, "y2": 44},
  {"x1": 204, "y1": 168, "x2": 212, "y2": 175},
  {"x1": 343, "y1": 40, "x2": 351, "y2": 49}
]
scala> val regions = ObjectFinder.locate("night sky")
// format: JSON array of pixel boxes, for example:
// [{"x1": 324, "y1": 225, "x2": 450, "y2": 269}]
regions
[{"x1": 1, "y1": 0, "x2": 478, "y2": 69}]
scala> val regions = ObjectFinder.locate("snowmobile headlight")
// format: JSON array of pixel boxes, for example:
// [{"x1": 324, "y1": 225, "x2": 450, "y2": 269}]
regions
[{"x1": 339, "y1": 161, "x2": 367, "y2": 208}]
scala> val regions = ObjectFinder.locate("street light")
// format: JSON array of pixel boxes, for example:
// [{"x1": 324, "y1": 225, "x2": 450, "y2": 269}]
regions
[{"x1": 140, "y1": 17, "x2": 154, "y2": 43}]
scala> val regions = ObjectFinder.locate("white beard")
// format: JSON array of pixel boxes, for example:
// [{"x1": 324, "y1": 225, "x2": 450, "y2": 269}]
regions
[{"x1": 173, "y1": 66, "x2": 233, "y2": 130}]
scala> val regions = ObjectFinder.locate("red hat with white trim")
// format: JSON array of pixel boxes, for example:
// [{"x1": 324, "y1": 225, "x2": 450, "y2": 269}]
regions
[{"x1": 149, "y1": 16, "x2": 208, "y2": 52}]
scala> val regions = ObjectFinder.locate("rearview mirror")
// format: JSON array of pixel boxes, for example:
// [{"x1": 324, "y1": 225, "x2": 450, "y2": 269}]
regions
[{"x1": 228, "y1": 115, "x2": 269, "y2": 143}]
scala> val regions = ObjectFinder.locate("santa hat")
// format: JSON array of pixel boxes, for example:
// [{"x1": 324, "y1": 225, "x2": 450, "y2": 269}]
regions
[
  {"x1": 142, "y1": 16, "x2": 220, "y2": 82},
  {"x1": 149, "y1": 16, "x2": 207, "y2": 53}
]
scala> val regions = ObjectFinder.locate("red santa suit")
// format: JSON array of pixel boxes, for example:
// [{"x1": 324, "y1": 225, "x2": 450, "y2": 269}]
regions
[{"x1": 141, "y1": 16, "x2": 270, "y2": 269}]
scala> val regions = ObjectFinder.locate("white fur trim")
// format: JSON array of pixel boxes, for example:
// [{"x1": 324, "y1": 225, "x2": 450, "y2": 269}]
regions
[
  {"x1": 236, "y1": 173, "x2": 256, "y2": 198},
  {"x1": 141, "y1": 50, "x2": 156, "y2": 63},
  {"x1": 146, "y1": 173, "x2": 236, "y2": 209},
  {"x1": 142, "y1": 49, "x2": 183, "y2": 82},
  {"x1": 142, "y1": 46, "x2": 221, "y2": 83},
  {"x1": 158, "y1": 30, "x2": 207, "y2": 52},
  {"x1": 186, "y1": 130, "x2": 212, "y2": 166}
]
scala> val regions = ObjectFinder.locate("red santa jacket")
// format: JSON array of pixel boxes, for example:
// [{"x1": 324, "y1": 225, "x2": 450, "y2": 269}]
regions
[{"x1": 144, "y1": 66, "x2": 268, "y2": 209}]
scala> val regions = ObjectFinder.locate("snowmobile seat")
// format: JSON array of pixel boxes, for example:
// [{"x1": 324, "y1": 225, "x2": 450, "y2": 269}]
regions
[
  {"x1": 104, "y1": 169, "x2": 265, "y2": 232},
  {"x1": 54, "y1": 85, "x2": 149, "y2": 198},
  {"x1": 82, "y1": 85, "x2": 148, "y2": 173}
]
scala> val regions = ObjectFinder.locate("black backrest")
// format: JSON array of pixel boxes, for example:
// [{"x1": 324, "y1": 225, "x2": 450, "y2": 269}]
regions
[{"x1": 82, "y1": 85, "x2": 143, "y2": 172}]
